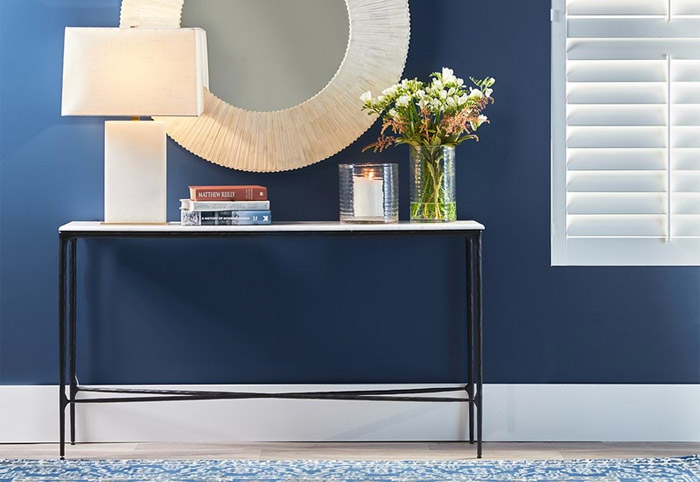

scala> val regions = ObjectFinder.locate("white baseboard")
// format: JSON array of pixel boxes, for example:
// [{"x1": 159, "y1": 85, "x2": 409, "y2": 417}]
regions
[{"x1": 2, "y1": 384, "x2": 699, "y2": 443}]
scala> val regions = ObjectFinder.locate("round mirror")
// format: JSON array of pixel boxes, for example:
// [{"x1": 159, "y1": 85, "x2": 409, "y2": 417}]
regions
[
  {"x1": 182, "y1": 0, "x2": 349, "y2": 112},
  {"x1": 120, "y1": 0, "x2": 410, "y2": 172}
]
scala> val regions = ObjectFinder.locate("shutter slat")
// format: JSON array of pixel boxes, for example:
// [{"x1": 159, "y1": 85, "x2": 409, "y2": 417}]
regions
[
  {"x1": 567, "y1": 126, "x2": 665, "y2": 148},
  {"x1": 566, "y1": 193, "x2": 700, "y2": 214},
  {"x1": 568, "y1": 192, "x2": 665, "y2": 214},
  {"x1": 673, "y1": 84, "x2": 700, "y2": 103},
  {"x1": 672, "y1": 106, "x2": 700, "y2": 126},
  {"x1": 673, "y1": 193, "x2": 700, "y2": 213},
  {"x1": 567, "y1": 60, "x2": 700, "y2": 82},
  {"x1": 568, "y1": 105, "x2": 665, "y2": 126},
  {"x1": 672, "y1": 171, "x2": 700, "y2": 191},
  {"x1": 673, "y1": 127, "x2": 700, "y2": 147},
  {"x1": 568, "y1": 0, "x2": 663, "y2": 16},
  {"x1": 568, "y1": 40, "x2": 700, "y2": 60},
  {"x1": 569, "y1": 18, "x2": 700, "y2": 39},
  {"x1": 568, "y1": 83, "x2": 665, "y2": 104},
  {"x1": 673, "y1": 216, "x2": 700, "y2": 236},
  {"x1": 568, "y1": 171, "x2": 666, "y2": 192},
  {"x1": 567, "y1": 148, "x2": 665, "y2": 169},
  {"x1": 568, "y1": 0, "x2": 700, "y2": 16},
  {"x1": 673, "y1": 149, "x2": 700, "y2": 169},
  {"x1": 568, "y1": 60, "x2": 665, "y2": 82},
  {"x1": 567, "y1": 105, "x2": 700, "y2": 125},
  {"x1": 567, "y1": 148, "x2": 700, "y2": 170},
  {"x1": 567, "y1": 214, "x2": 666, "y2": 237},
  {"x1": 673, "y1": 60, "x2": 700, "y2": 82}
]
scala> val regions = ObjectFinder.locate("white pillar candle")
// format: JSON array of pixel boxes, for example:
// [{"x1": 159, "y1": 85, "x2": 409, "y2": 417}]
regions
[{"x1": 353, "y1": 175, "x2": 384, "y2": 218}]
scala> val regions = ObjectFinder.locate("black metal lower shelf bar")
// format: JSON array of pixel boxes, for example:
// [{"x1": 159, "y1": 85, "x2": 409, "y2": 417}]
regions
[
  {"x1": 75, "y1": 395, "x2": 472, "y2": 403},
  {"x1": 77, "y1": 385, "x2": 468, "y2": 397},
  {"x1": 74, "y1": 386, "x2": 472, "y2": 404}
]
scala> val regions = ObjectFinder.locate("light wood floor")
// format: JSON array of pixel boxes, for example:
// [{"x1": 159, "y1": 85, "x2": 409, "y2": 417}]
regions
[{"x1": 1, "y1": 443, "x2": 698, "y2": 461}]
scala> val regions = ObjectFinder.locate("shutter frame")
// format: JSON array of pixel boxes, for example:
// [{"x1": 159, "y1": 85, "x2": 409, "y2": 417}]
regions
[
  {"x1": 551, "y1": 0, "x2": 700, "y2": 265},
  {"x1": 552, "y1": 0, "x2": 569, "y2": 265}
]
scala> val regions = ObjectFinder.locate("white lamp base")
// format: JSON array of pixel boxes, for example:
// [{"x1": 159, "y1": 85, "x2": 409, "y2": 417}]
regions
[{"x1": 104, "y1": 120, "x2": 167, "y2": 224}]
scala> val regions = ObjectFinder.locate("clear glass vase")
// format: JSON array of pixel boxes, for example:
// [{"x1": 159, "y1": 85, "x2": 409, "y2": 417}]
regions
[{"x1": 409, "y1": 145, "x2": 457, "y2": 222}]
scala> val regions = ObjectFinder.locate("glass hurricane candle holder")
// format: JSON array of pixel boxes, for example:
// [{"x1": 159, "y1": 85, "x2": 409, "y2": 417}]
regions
[{"x1": 339, "y1": 163, "x2": 399, "y2": 223}]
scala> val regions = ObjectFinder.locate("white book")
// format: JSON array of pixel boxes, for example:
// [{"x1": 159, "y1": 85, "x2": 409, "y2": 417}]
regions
[{"x1": 180, "y1": 199, "x2": 271, "y2": 211}]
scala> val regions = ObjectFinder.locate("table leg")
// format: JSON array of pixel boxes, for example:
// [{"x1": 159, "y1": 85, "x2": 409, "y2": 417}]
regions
[
  {"x1": 58, "y1": 235, "x2": 68, "y2": 460},
  {"x1": 69, "y1": 238, "x2": 77, "y2": 445},
  {"x1": 465, "y1": 237, "x2": 475, "y2": 445},
  {"x1": 475, "y1": 232, "x2": 483, "y2": 458}
]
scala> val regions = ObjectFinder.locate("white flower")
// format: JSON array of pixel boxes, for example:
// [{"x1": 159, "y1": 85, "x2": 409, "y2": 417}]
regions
[
  {"x1": 433, "y1": 79, "x2": 443, "y2": 91},
  {"x1": 360, "y1": 91, "x2": 372, "y2": 103},
  {"x1": 442, "y1": 67, "x2": 456, "y2": 84},
  {"x1": 446, "y1": 97, "x2": 457, "y2": 108},
  {"x1": 470, "y1": 115, "x2": 488, "y2": 130},
  {"x1": 388, "y1": 108, "x2": 398, "y2": 118},
  {"x1": 416, "y1": 90, "x2": 426, "y2": 99},
  {"x1": 485, "y1": 88, "x2": 493, "y2": 97},
  {"x1": 439, "y1": 90, "x2": 447, "y2": 100},
  {"x1": 396, "y1": 95, "x2": 411, "y2": 107},
  {"x1": 468, "y1": 88, "x2": 484, "y2": 100},
  {"x1": 377, "y1": 95, "x2": 385, "y2": 103},
  {"x1": 457, "y1": 78, "x2": 465, "y2": 87},
  {"x1": 382, "y1": 84, "x2": 399, "y2": 96},
  {"x1": 458, "y1": 94, "x2": 469, "y2": 105},
  {"x1": 448, "y1": 87, "x2": 456, "y2": 96}
]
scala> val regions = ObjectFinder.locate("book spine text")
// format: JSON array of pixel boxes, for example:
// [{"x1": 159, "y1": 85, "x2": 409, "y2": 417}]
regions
[
  {"x1": 181, "y1": 210, "x2": 272, "y2": 226},
  {"x1": 189, "y1": 186, "x2": 267, "y2": 201},
  {"x1": 180, "y1": 200, "x2": 271, "y2": 211}
]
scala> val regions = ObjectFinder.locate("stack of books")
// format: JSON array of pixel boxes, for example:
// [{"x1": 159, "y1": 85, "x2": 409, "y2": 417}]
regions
[{"x1": 180, "y1": 185, "x2": 272, "y2": 226}]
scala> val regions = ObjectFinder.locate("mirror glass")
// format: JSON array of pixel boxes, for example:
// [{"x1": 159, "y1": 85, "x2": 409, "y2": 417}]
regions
[{"x1": 182, "y1": 0, "x2": 350, "y2": 112}]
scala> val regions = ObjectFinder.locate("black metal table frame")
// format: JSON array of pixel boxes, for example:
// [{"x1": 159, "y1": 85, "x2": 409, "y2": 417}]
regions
[{"x1": 58, "y1": 228, "x2": 483, "y2": 459}]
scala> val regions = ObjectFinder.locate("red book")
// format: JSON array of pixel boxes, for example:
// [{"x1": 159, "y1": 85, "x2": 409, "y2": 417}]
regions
[{"x1": 189, "y1": 185, "x2": 267, "y2": 202}]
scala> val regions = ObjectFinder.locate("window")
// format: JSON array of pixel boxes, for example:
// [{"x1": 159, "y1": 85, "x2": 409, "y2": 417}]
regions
[{"x1": 551, "y1": 0, "x2": 700, "y2": 265}]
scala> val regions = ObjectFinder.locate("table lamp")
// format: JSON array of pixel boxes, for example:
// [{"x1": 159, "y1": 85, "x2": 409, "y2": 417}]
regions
[{"x1": 61, "y1": 27, "x2": 208, "y2": 224}]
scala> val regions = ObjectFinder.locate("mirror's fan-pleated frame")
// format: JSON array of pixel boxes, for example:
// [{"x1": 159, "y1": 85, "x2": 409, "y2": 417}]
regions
[{"x1": 120, "y1": 0, "x2": 411, "y2": 172}]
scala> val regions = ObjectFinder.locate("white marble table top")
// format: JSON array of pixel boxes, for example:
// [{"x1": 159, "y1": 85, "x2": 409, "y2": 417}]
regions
[{"x1": 59, "y1": 221, "x2": 484, "y2": 233}]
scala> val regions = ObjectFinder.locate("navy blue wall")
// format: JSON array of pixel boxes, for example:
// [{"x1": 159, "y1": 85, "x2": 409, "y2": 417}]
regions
[{"x1": 1, "y1": 0, "x2": 699, "y2": 385}]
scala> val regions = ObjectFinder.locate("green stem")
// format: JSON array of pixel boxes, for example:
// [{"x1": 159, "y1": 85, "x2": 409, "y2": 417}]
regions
[{"x1": 413, "y1": 147, "x2": 448, "y2": 221}]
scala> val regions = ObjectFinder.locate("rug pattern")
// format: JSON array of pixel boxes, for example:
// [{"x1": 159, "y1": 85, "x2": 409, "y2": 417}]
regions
[{"x1": 1, "y1": 455, "x2": 699, "y2": 481}]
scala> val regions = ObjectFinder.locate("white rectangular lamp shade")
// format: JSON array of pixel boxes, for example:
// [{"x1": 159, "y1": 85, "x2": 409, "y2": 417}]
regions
[
  {"x1": 62, "y1": 27, "x2": 207, "y2": 117},
  {"x1": 61, "y1": 27, "x2": 208, "y2": 224}
]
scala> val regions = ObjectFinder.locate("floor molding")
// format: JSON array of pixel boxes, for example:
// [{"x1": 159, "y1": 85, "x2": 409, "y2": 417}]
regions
[{"x1": 2, "y1": 384, "x2": 699, "y2": 443}]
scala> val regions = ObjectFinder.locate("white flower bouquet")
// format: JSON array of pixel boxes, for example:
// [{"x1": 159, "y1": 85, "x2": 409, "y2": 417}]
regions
[
  {"x1": 360, "y1": 68, "x2": 494, "y2": 152},
  {"x1": 359, "y1": 68, "x2": 495, "y2": 222}
]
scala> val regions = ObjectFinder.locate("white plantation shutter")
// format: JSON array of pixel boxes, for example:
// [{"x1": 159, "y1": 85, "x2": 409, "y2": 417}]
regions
[{"x1": 551, "y1": 0, "x2": 700, "y2": 265}]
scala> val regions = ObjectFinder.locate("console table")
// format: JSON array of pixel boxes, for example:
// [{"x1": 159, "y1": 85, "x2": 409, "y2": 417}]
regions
[{"x1": 58, "y1": 221, "x2": 484, "y2": 459}]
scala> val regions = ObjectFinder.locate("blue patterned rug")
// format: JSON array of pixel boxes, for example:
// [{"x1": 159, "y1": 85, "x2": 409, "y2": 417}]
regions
[{"x1": 1, "y1": 456, "x2": 699, "y2": 481}]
